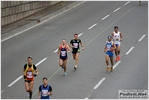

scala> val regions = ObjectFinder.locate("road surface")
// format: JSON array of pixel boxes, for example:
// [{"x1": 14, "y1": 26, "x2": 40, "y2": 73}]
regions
[{"x1": 1, "y1": 1, "x2": 148, "y2": 99}]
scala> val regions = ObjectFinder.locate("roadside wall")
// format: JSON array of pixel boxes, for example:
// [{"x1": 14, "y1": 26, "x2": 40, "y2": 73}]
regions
[{"x1": 1, "y1": 1, "x2": 60, "y2": 26}]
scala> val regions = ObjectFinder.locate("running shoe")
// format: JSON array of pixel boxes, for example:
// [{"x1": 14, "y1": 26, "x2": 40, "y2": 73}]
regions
[
  {"x1": 74, "y1": 65, "x2": 77, "y2": 70},
  {"x1": 63, "y1": 72, "x2": 67, "y2": 76},
  {"x1": 110, "y1": 67, "x2": 113, "y2": 72},
  {"x1": 62, "y1": 63, "x2": 64, "y2": 69},
  {"x1": 106, "y1": 66, "x2": 110, "y2": 71},
  {"x1": 118, "y1": 55, "x2": 120, "y2": 60},
  {"x1": 116, "y1": 56, "x2": 118, "y2": 61},
  {"x1": 27, "y1": 92, "x2": 29, "y2": 97}
]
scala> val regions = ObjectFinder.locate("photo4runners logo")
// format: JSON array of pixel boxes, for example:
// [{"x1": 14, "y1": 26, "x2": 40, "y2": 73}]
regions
[{"x1": 118, "y1": 90, "x2": 148, "y2": 99}]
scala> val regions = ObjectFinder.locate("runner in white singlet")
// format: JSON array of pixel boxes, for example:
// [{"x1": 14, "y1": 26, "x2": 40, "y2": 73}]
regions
[{"x1": 112, "y1": 26, "x2": 122, "y2": 61}]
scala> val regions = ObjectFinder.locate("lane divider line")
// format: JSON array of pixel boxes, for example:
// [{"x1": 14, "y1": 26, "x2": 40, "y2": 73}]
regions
[
  {"x1": 138, "y1": 34, "x2": 146, "y2": 42},
  {"x1": 113, "y1": 61, "x2": 121, "y2": 69},
  {"x1": 125, "y1": 47, "x2": 134, "y2": 55},
  {"x1": 54, "y1": 49, "x2": 58, "y2": 53},
  {"x1": 88, "y1": 23, "x2": 97, "y2": 30},
  {"x1": 124, "y1": 1, "x2": 130, "y2": 5},
  {"x1": 78, "y1": 33, "x2": 83, "y2": 37},
  {"x1": 35, "y1": 57, "x2": 48, "y2": 66},
  {"x1": 84, "y1": 98, "x2": 88, "y2": 99},
  {"x1": 113, "y1": 7, "x2": 121, "y2": 12},
  {"x1": 93, "y1": 78, "x2": 106, "y2": 89},
  {"x1": 7, "y1": 57, "x2": 48, "y2": 87},
  {"x1": 7, "y1": 76, "x2": 23, "y2": 87},
  {"x1": 101, "y1": 15, "x2": 110, "y2": 20}
]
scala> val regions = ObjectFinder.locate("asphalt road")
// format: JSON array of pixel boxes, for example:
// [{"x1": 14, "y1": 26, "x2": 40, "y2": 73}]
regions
[{"x1": 1, "y1": 1, "x2": 148, "y2": 99}]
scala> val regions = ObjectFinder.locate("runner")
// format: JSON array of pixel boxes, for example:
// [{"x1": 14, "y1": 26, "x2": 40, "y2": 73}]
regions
[
  {"x1": 70, "y1": 33, "x2": 84, "y2": 70},
  {"x1": 104, "y1": 36, "x2": 116, "y2": 72},
  {"x1": 23, "y1": 56, "x2": 38, "y2": 99},
  {"x1": 111, "y1": 26, "x2": 122, "y2": 61},
  {"x1": 38, "y1": 77, "x2": 52, "y2": 99},
  {"x1": 58, "y1": 39, "x2": 71, "y2": 76}
]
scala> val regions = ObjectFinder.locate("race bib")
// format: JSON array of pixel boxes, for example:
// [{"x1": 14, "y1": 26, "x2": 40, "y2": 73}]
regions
[
  {"x1": 116, "y1": 38, "x2": 119, "y2": 41},
  {"x1": 27, "y1": 72, "x2": 32, "y2": 78},
  {"x1": 61, "y1": 51, "x2": 66, "y2": 56},
  {"x1": 107, "y1": 44, "x2": 111, "y2": 51},
  {"x1": 42, "y1": 90, "x2": 48, "y2": 96},
  {"x1": 73, "y1": 43, "x2": 78, "y2": 48}
]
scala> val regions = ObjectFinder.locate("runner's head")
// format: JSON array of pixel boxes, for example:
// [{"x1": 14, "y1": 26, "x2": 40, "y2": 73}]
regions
[
  {"x1": 28, "y1": 56, "x2": 32, "y2": 65},
  {"x1": 62, "y1": 39, "x2": 66, "y2": 45},
  {"x1": 114, "y1": 26, "x2": 119, "y2": 32},
  {"x1": 108, "y1": 36, "x2": 112, "y2": 41},
  {"x1": 42, "y1": 77, "x2": 48, "y2": 85},
  {"x1": 74, "y1": 33, "x2": 78, "y2": 40}
]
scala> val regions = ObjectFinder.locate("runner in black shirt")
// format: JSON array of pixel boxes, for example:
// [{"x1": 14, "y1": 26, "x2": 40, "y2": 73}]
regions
[{"x1": 70, "y1": 34, "x2": 84, "y2": 70}]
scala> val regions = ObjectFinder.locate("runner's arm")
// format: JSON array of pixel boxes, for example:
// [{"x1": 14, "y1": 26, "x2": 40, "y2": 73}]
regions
[
  {"x1": 38, "y1": 86, "x2": 41, "y2": 99},
  {"x1": 34, "y1": 65, "x2": 38, "y2": 75},
  {"x1": 80, "y1": 42, "x2": 84, "y2": 48},
  {"x1": 23, "y1": 65, "x2": 27, "y2": 78},
  {"x1": 79, "y1": 39, "x2": 84, "y2": 50},
  {"x1": 69, "y1": 40, "x2": 73, "y2": 48},
  {"x1": 57, "y1": 45, "x2": 60, "y2": 56},
  {"x1": 120, "y1": 32, "x2": 122, "y2": 41},
  {"x1": 67, "y1": 45, "x2": 71, "y2": 52},
  {"x1": 48, "y1": 86, "x2": 52, "y2": 95},
  {"x1": 104, "y1": 45, "x2": 107, "y2": 52},
  {"x1": 112, "y1": 42, "x2": 116, "y2": 50},
  {"x1": 35, "y1": 69, "x2": 38, "y2": 76}
]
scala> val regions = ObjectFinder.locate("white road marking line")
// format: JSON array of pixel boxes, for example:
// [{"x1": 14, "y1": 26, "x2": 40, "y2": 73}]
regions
[
  {"x1": 88, "y1": 23, "x2": 97, "y2": 30},
  {"x1": 113, "y1": 61, "x2": 121, "y2": 69},
  {"x1": 78, "y1": 33, "x2": 83, "y2": 37},
  {"x1": 138, "y1": 35, "x2": 146, "y2": 42},
  {"x1": 8, "y1": 76, "x2": 23, "y2": 87},
  {"x1": 93, "y1": 77, "x2": 106, "y2": 89},
  {"x1": 125, "y1": 47, "x2": 134, "y2": 55},
  {"x1": 113, "y1": 7, "x2": 121, "y2": 12},
  {"x1": 1, "y1": 1, "x2": 85, "y2": 42},
  {"x1": 35, "y1": 57, "x2": 48, "y2": 66},
  {"x1": 1, "y1": 90, "x2": 5, "y2": 94},
  {"x1": 84, "y1": 98, "x2": 88, "y2": 99},
  {"x1": 101, "y1": 15, "x2": 110, "y2": 20},
  {"x1": 124, "y1": 1, "x2": 130, "y2": 5},
  {"x1": 7, "y1": 57, "x2": 48, "y2": 87},
  {"x1": 54, "y1": 49, "x2": 58, "y2": 53}
]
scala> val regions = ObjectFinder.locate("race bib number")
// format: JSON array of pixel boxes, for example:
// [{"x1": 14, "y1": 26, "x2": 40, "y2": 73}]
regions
[
  {"x1": 27, "y1": 72, "x2": 33, "y2": 78},
  {"x1": 61, "y1": 51, "x2": 66, "y2": 56},
  {"x1": 107, "y1": 44, "x2": 111, "y2": 51},
  {"x1": 73, "y1": 43, "x2": 78, "y2": 48},
  {"x1": 42, "y1": 90, "x2": 48, "y2": 96},
  {"x1": 116, "y1": 38, "x2": 119, "y2": 41}
]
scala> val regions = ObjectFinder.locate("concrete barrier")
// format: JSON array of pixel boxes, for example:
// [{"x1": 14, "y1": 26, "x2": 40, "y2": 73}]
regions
[
  {"x1": 1, "y1": 1, "x2": 60, "y2": 26},
  {"x1": 1, "y1": 1, "x2": 85, "y2": 42}
]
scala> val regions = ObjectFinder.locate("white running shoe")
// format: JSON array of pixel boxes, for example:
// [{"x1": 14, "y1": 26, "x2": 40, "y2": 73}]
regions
[
  {"x1": 63, "y1": 72, "x2": 67, "y2": 76},
  {"x1": 74, "y1": 65, "x2": 77, "y2": 70},
  {"x1": 27, "y1": 92, "x2": 29, "y2": 97}
]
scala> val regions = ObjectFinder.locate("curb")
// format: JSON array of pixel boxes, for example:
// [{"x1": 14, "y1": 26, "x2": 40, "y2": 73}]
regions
[{"x1": 1, "y1": 1, "x2": 85, "y2": 42}]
